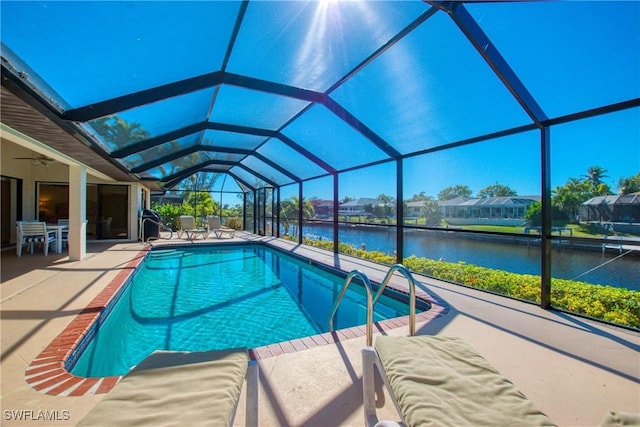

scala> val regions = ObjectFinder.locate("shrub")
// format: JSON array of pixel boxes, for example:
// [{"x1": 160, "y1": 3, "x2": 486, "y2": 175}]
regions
[
  {"x1": 225, "y1": 216, "x2": 243, "y2": 230},
  {"x1": 301, "y1": 238, "x2": 640, "y2": 329},
  {"x1": 150, "y1": 202, "x2": 184, "y2": 230}
]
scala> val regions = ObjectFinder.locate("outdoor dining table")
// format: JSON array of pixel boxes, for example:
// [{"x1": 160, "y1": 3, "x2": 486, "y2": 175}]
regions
[{"x1": 46, "y1": 223, "x2": 68, "y2": 254}]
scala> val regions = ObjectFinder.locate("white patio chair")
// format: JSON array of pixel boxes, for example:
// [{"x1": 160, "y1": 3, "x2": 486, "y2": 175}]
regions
[
  {"x1": 58, "y1": 219, "x2": 69, "y2": 250},
  {"x1": 207, "y1": 215, "x2": 236, "y2": 239},
  {"x1": 178, "y1": 215, "x2": 207, "y2": 241},
  {"x1": 16, "y1": 221, "x2": 57, "y2": 256}
]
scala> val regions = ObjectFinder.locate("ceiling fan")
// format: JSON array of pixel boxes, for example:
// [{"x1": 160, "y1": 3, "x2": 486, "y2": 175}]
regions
[{"x1": 14, "y1": 155, "x2": 55, "y2": 166}]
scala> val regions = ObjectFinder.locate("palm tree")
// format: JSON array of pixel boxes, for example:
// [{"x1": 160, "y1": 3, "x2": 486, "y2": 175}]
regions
[
  {"x1": 552, "y1": 178, "x2": 589, "y2": 221},
  {"x1": 583, "y1": 166, "x2": 611, "y2": 195},
  {"x1": 90, "y1": 116, "x2": 150, "y2": 152},
  {"x1": 377, "y1": 194, "x2": 395, "y2": 219},
  {"x1": 279, "y1": 196, "x2": 314, "y2": 236},
  {"x1": 584, "y1": 166, "x2": 608, "y2": 187}
]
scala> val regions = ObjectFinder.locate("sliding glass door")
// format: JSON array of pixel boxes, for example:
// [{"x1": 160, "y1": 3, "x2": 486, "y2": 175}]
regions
[
  {"x1": 1, "y1": 175, "x2": 22, "y2": 248},
  {"x1": 38, "y1": 183, "x2": 129, "y2": 240}
]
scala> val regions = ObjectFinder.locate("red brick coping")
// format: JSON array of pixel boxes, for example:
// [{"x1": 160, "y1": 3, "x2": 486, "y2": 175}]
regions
[
  {"x1": 26, "y1": 246, "x2": 448, "y2": 396},
  {"x1": 25, "y1": 248, "x2": 149, "y2": 396}
]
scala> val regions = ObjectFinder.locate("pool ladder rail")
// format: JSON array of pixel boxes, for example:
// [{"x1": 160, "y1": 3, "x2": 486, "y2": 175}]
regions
[
  {"x1": 139, "y1": 217, "x2": 174, "y2": 242},
  {"x1": 328, "y1": 264, "x2": 417, "y2": 346}
]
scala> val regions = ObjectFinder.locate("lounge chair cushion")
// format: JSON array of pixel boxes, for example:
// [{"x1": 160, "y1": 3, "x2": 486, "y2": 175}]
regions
[
  {"x1": 78, "y1": 348, "x2": 249, "y2": 427},
  {"x1": 375, "y1": 335, "x2": 554, "y2": 427},
  {"x1": 599, "y1": 412, "x2": 640, "y2": 427}
]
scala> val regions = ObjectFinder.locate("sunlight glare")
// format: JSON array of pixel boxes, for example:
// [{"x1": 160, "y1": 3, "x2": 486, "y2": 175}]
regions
[{"x1": 293, "y1": 0, "x2": 367, "y2": 89}]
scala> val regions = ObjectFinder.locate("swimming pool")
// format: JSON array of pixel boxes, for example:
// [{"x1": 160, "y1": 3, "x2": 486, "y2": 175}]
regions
[{"x1": 70, "y1": 244, "x2": 427, "y2": 377}]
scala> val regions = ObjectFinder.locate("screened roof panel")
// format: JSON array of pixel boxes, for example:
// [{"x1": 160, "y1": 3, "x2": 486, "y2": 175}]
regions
[
  {"x1": 1, "y1": 1, "x2": 636, "y2": 192},
  {"x1": 227, "y1": 1, "x2": 429, "y2": 92},
  {"x1": 282, "y1": 104, "x2": 388, "y2": 170},
  {"x1": 331, "y1": 10, "x2": 532, "y2": 155},
  {"x1": 201, "y1": 130, "x2": 267, "y2": 151},
  {"x1": 467, "y1": 1, "x2": 640, "y2": 117},
  {"x1": 206, "y1": 152, "x2": 247, "y2": 163},
  {"x1": 208, "y1": 173, "x2": 243, "y2": 193},
  {"x1": 240, "y1": 155, "x2": 295, "y2": 186},
  {"x1": 229, "y1": 165, "x2": 267, "y2": 190},
  {"x1": 256, "y1": 139, "x2": 327, "y2": 181},
  {"x1": 210, "y1": 85, "x2": 311, "y2": 130},
  {"x1": 120, "y1": 134, "x2": 202, "y2": 170},
  {"x1": 0, "y1": 1, "x2": 239, "y2": 108},
  {"x1": 144, "y1": 152, "x2": 212, "y2": 180},
  {"x1": 84, "y1": 88, "x2": 214, "y2": 153}
]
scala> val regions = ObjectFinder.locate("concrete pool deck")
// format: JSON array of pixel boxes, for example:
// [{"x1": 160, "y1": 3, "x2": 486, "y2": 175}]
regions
[{"x1": 1, "y1": 233, "x2": 639, "y2": 426}]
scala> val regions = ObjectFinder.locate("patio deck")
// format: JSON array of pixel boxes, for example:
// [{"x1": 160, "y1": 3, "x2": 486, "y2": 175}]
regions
[{"x1": 1, "y1": 233, "x2": 638, "y2": 426}]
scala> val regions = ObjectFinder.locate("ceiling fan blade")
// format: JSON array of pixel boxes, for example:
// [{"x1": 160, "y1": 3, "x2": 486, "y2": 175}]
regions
[{"x1": 14, "y1": 155, "x2": 54, "y2": 162}]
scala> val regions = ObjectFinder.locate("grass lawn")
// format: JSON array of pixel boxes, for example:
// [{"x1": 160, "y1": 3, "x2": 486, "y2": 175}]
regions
[
  {"x1": 319, "y1": 217, "x2": 635, "y2": 239},
  {"x1": 455, "y1": 223, "x2": 597, "y2": 238}
]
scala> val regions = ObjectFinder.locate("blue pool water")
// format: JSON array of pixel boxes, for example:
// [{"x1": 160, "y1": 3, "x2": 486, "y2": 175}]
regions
[{"x1": 71, "y1": 244, "x2": 424, "y2": 377}]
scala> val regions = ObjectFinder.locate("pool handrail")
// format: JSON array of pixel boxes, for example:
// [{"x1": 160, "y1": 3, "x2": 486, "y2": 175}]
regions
[
  {"x1": 372, "y1": 264, "x2": 417, "y2": 337},
  {"x1": 328, "y1": 269, "x2": 374, "y2": 346}
]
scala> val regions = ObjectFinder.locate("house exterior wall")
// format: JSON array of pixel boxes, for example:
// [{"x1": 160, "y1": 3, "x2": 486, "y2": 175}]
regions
[{"x1": 1, "y1": 137, "x2": 150, "y2": 246}]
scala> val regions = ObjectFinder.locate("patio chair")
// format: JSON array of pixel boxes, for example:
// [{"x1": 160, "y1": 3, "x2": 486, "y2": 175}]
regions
[
  {"x1": 77, "y1": 348, "x2": 258, "y2": 427},
  {"x1": 362, "y1": 335, "x2": 554, "y2": 427},
  {"x1": 16, "y1": 221, "x2": 57, "y2": 256},
  {"x1": 58, "y1": 219, "x2": 69, "y2": 250},
  {"x1": 178, "y1": 215, "x2": 207, "y2": 241},
  {"x1": 101, "y1": 216, "x2": 112, "y2": 238},
  {"x1": 207, "y1": 215, "x2": 236, "y2": 239}
]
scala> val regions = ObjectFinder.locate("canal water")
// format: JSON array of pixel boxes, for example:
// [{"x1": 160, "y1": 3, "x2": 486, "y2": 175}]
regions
[{"x1": 300, "y1": 223, "x2": 639, "y2": 291}]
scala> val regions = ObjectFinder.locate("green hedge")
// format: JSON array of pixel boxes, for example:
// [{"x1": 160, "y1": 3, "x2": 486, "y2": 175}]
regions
[{"x1": 295, "y1": 237, "x2": 640, "y2": 329}]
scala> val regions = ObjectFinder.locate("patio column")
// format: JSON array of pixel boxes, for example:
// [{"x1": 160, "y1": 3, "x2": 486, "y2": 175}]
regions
[{"x1": 69, "y1": 164, "x2": 87, "y2": 261}]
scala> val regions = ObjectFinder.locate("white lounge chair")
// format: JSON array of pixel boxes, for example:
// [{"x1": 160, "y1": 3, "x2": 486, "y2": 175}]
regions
[
  {"x1": 77, "y1": 348, "x2": 258, "y2": 427},
  {"x1": 362, "y1": 335, "x2": 555, "y2": 427},
  {"x1": 207, "y1": 215, "x2": 236, "y2": 239},
  {"x1": 178, "y1": 215, "x2": 207, "y2": 241},
  {"x1": 16, "y1": 221, "x2": 57, "y2": 256}
]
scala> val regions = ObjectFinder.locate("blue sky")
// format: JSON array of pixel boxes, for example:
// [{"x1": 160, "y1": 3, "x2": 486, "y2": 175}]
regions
[{"x1": 1, "y1": 1, "x2": 638, "y2": 205}]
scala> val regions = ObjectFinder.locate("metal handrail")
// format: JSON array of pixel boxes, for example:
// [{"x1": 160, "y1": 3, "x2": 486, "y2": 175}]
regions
[
  {"x1": 373, "y1": 264, "x2": 417, "y2": 336},
  {"x1": 140, "y1": 218, "x2": 173, "y2": 242},
  {"x1": 328, "y1": 269, "x2": 374, "y2": 346}
]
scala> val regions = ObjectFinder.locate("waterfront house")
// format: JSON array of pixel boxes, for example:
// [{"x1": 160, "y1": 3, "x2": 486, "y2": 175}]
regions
[
  {"x1": 440, "y1": 196, "x2": 540, "y2": 226},
  {"x1": 310, "y1": 199, "x2": 334, "y2": 219},
  {"x1": 338, "y1": 198, "x2": 381, "y2": 218},
  {"x1": 579, "y1": 192, "x2": 640, "y2": 233}
]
